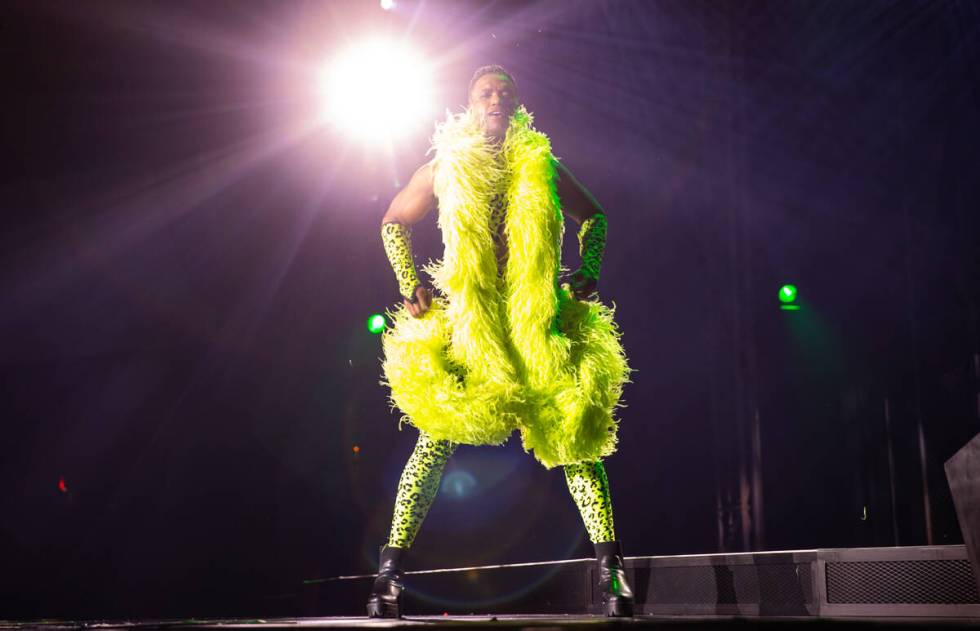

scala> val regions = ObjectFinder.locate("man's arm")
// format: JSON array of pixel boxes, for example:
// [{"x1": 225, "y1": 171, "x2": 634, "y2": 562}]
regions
[
  {"x1": 381, "y1": 162, "x2": 437, "y2": 317},
  {"x1": 555, "y1": 160, "x2": 604, "y2": 224},
  {"x1": 382, "y1": 162, "x2": 436, "y2": 226},
  {"x1": 555, "y1": 161, "x2": 608, "y2": 300}
]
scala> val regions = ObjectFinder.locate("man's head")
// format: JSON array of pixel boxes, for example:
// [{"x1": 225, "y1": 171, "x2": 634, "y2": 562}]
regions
[{"x1": 467, "y1": 65, "x2": 518, "y2": 141}]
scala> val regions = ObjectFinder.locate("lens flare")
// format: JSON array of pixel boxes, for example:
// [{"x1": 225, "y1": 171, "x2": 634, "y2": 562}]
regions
[
  {"x1": 441, "y1": 470, "x2": 477, "y2": 500},
  {"x1": 317, "y1": 39, "x2": 434, "y2": 144}
]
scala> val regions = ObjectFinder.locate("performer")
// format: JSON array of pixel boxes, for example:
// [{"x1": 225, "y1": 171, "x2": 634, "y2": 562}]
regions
[{"x1": 370, "y1": 65, "x2": 633, "y2": 618}]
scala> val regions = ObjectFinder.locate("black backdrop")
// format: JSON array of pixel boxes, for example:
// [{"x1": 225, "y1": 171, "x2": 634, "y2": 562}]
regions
[{"x1": 2, "y1": 0, "x2": 979, "y2": 620}]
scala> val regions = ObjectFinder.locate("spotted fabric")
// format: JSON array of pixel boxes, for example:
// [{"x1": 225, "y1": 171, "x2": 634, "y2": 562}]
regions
[
  {"x1": 381, "y1": 221, "x2": 422, "y2": 299},
  {"x1": 387, "y1": 431, "x2": 457, "y2": 548},
  {"x1": 564, "y1": 460, "x2": 616, "y2": 543},
  {"x1": 488, "y1": 192, "x2": 508, "y2": 274},
  {"x1": 577, "y1": 213, "x2": 607, "y2": 282}
]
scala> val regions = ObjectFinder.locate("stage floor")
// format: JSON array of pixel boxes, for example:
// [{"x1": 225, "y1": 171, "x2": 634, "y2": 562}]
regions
[
  {"x1": 4, "y1": 615, "x2": 980, "y2": 630},
  {"x1": 6, "y1": 546, "x2": 979, "y2": 629}
]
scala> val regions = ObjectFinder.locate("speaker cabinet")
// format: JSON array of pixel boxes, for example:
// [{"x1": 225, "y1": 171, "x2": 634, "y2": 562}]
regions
[{"x1": 945, "y1": 432, "x2": 980, "y2": 596}]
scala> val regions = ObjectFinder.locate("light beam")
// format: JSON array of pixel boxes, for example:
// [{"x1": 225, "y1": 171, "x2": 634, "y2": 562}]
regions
[{"x1": 317, "y1": 39, "x2": 434, "y2": 144}]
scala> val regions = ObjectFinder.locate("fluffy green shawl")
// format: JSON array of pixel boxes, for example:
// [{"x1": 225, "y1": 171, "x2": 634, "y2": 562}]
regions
[{"x1": 381, "y1": 106, "x2": 630, "y2": 468}]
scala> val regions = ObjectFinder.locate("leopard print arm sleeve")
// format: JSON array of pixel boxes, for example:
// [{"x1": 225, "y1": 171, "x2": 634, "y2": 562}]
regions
[
  {"x1": 577, "y1": 212, "x2": 607, "y2": 283},
  {"x1": 381, "y1": 221, "x2": 422, "y2": 300}
]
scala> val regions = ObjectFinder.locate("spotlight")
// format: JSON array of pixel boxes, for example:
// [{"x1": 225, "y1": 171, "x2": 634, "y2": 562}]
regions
[
  {"x1": 380, "y1": 0, "x2": 396, "y2": 10},
  {"x1": 317, "y1": 39, "x2": 433, "y2": 144},
  {"x1": 779, "y1": 284, "x2": 801, "y2": 311},
  {"x1": 778, "y1": 284, "x2": 798, "y2": 304},
  {"x1": 367, "y1": 313, "x2": 386, "y2": 334}
]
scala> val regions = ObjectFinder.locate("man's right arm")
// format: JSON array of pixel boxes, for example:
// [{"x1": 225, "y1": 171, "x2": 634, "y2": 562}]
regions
[
  {"x1": 381, "y1": 163, "x2": 436, "y2": 317},
  {"x1": 382, "y1": 162, "x2": 436, "y2": 226}
]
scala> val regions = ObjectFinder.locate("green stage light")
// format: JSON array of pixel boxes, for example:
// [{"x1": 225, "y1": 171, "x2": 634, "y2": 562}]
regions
[
  {"x1": 367, "y1": 313, "x2": 386, "y2": 334},
  {"x1": 779, "y1": 284, "x2": 798, "y2": 304}
]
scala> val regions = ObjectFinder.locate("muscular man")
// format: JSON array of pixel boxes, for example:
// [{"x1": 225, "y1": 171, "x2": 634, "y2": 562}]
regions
[{"x1": 370, "y1": 65, "x2": 633, "y2": 618}]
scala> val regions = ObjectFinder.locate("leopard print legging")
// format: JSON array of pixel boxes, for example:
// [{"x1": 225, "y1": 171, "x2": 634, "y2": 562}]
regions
[
  {"x1": 563, "y1": 460, "x2": 616, "y2": 543},
  {"x1": 387, "y1": 432, "x2": 616, "y2": 548},
  {"x1": 387, "y1": 432, "x2": 458, "y2": 548}
]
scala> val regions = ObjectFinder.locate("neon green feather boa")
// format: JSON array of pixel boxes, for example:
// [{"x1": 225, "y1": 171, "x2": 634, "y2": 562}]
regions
[{"x1": 381, "y1": 106, "x2": 630, "y2": 468}]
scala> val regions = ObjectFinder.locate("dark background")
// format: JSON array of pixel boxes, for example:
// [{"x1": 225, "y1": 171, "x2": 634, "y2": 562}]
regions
[{"x1": 2, "y1": 0, "x2": 979, "y2": 620}]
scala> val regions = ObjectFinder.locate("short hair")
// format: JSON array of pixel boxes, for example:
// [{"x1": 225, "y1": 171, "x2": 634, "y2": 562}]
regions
[{"x1": 467, "y1": 65, "x2": 518, "y2": 97}]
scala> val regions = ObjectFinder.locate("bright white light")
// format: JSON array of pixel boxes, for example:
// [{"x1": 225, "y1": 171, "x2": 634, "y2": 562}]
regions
[
  {"x1": 317, "y1": 39, "x2": 433, "y2": 144},
  {"x1": 380, "y1": 0, "x2": 396, "y2": 10}
]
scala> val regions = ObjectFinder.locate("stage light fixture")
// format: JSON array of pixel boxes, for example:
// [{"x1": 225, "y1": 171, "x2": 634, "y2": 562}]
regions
[
  {"x1": 778, "y1": 284, "x2": 798, "y2": 304},
  {"x1": 367, "y1": 313, "x2": 386, "y2": 334},
  {"x1": 318, "y1": 39, "x2": 433, "y2": 144}
]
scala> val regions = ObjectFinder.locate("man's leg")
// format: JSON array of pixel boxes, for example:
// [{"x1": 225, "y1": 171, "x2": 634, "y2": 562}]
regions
[
  {"x1": 564, "y1": 460, "x2": 634, "y2": 617},
  {"x1": 369, "y1": 431, "x2": 456, "y2": 618},
  {"x1": 388, "y1": 431, "x2": 456, "y2": 548},
  {"x1": 563, "y1": 461, "x2": 615, "y2": 543}
]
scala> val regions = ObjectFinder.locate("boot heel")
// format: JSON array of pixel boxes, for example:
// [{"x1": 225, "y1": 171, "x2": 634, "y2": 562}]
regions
[
  {"x1": 605, "y1": 598, "x2": 634, "y2": 617},
  {"x1": 366, "y1": 595, "x2": 401, "y2": 619},
  {"x1": 365, "y1": 544, "x2": 407, "y2": 619},
  {"x1": 594, "y1": 540, "x2": 635, "y2": 618}
]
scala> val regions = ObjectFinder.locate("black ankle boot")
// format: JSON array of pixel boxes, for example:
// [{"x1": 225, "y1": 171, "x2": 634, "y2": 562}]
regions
[
  {"x1": 366, "y1": 544, "x2": 406, "y2": 618},
  {"x1": 594, "y1": 540, "x2": 635, "y2": 617}
]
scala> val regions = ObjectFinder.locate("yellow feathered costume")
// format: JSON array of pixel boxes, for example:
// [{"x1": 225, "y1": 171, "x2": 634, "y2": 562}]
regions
[{"x1": 381, "y1": 106, "x2": 630, "y2": 469}]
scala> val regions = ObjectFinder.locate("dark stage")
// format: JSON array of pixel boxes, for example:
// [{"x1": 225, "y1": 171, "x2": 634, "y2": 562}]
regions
[
  {"x1": 3, "y1": 0, "x2": 980, "y2": 628},
  {"x1": 0, "y1": 615, "x2": 976, "y2": 631},
  {"x1": 6, "y1": 545, "x2": 980, "y2": 629}
]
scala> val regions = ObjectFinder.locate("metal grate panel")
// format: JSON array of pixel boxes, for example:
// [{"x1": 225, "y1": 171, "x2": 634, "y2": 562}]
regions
[
  {"x1": 631, "y1": 563, "x2": 812, "y2": 606},
  {"x1": 826, "y1": 559, "x2": 980, "y2": 604}
]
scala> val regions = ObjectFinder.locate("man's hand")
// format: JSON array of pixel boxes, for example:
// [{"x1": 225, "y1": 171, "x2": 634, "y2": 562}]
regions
[
  {"x1": 404, "y1": 285, "x2": 434, "y2": 318},
  {"x1": 567, "y1": 269, "x2": 598, "y2": 301}
]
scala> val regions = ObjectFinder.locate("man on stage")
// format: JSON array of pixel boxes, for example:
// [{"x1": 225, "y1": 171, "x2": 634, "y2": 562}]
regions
[{"x1": 371, "y1": 65, "x2": 633, "y2": 618}]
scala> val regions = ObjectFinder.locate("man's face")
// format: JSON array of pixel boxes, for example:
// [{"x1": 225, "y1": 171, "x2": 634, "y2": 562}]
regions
[{"x1": 468, "y1": 73, "x2": 518, "y2": 141}]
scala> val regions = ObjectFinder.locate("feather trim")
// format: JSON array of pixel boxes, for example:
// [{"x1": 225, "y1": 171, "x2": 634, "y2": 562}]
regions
[{"x1": 381, "y1": 106, "x2": 631, "y2": 468}]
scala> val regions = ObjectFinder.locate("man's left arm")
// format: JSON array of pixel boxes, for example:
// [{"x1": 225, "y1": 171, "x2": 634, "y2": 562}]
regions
[{"x1": 555, "y1": 160, "x2": 608, "y2": 300}]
